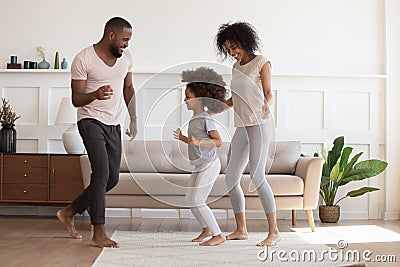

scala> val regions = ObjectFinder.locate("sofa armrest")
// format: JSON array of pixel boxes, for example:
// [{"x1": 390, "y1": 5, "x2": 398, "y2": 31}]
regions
[
  {"x1": 80, "y1": 155, "x2": 91, "y2": 189},
  {"x1": 295, "y1": 157, "x2": 323, "y2": 209}
]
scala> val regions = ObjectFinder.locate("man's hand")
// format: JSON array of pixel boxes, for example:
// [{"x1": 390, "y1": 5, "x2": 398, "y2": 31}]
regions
[
  {"x1": 96, "y1": 85, "x2": 114, "y2": 100},
  {"x1": 125, "y1": 119, "x2": 137, "y2": 141}
]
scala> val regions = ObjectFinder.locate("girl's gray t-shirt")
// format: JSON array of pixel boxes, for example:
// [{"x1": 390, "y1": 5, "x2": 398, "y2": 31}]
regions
[{"x1": 188, "y1": 111, "x2": 218, "y2": 168}]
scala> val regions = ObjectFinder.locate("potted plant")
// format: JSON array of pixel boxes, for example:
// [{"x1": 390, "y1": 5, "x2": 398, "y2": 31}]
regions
[
  {"x1": 0, "y1": 98, "x2": 21, "y2": 153},
  {"x1": 318, "y1": 136, "x2": 388, "y2": 222}
]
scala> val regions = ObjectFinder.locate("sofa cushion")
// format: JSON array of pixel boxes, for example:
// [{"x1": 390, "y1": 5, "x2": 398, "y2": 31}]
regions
[
  {"x1": 210, "y1": 174, "x2": 304, "y2": 197},
  {"x1": 120, "y1": 140, "x2": 301, "y2": 175},
  {"x1": 108, "y1": 173, "x2": 188, "y2": 195},
  {"x1": 268, "y1": 141, "x2": 301, "y2": 174},
  {"x1": 237, "y1": 141, "x2": 301, "y2": 175},
  {"x1": 121, "y1": 141, "x2": 191, "y2": 173}
]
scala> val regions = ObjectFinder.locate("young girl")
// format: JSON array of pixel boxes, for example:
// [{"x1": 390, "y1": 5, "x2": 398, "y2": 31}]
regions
[
  {"x1": 173, "y1": 67, "x2": 226, "y2": 246},
  {"x1": 215, "y1": 21, "x2": 281, "y2": 246}
]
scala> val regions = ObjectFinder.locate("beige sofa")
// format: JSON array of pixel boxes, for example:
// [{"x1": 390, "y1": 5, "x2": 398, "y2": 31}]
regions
[{"x1": 80, "y1": 140, "x2": 323, "y2": 231}]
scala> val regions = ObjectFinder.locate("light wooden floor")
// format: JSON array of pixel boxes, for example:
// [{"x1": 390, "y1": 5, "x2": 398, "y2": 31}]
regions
[{"x1": 0, "y1": 215, "x2": 399, "y2": 267}]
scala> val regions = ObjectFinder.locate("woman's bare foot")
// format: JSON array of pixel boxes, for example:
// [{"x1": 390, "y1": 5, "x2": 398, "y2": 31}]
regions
[
  {"x1": 256, "y1": 232, "x2": 281, "y2": 246},
  {"x1": 56, "y1": 209, "x2": 82, "y2": 239},
  {"x1": 91, "y1": 224, "x2": 119, "y2": 248},
  {"x1": 200, "y1": 234, "x2": 226, "y2": 246},
  {"x1": 192, "y1": 228, "x2": 212, "y2": 242},
  {"x1": 226, "y1": 229, "x2": 248, "y2": 240}
]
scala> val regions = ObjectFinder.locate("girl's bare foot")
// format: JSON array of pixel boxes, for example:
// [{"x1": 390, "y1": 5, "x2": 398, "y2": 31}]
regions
[
  {"x1": 200, "y1": 234, "x2": 226, "y2": 246},
  {"x1": 56, "y1": 209, "x2": 82, "y2": 239},
  {"x1": 256, "y1": 232, "x2": 281, "y2": 246},
  {"x1": 192, "y1": 228, "x2": 212, "y2": 242},
  {"x1": 226, "y1": 230, "x2": 248, "y2": 240}
]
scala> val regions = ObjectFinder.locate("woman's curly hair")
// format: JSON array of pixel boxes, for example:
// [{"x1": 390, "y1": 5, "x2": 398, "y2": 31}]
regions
[
  {"x1": 215, "y1": 21, "x2": 261, "y2": 61},
  {"x1": 181, "y1": 67, "x2": 227, "y2": 113}
]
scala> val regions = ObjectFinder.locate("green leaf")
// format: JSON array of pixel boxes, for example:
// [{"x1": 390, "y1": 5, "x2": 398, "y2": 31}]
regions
[
  {"x1": 321, "y1": 176, "x2": 330, "y2": 187},
  {"x1": 327, "y1": 136, "x2": 344, "y2": 170},
  {"x1": 346, "y1": 187, "x2": 380, "y2": 198},
  {"x1": 330, "y1": 162, "x2": 340, "y2": 182},
  {"x1": 341, "y1": 152, "x2": 363, "y2": 179},
  {"x1": 339, "y1": 147, "x2": 352, "y2": 171},
  {"x1": 339, "y1": 168, "x2": 382, "y2": 186},
  {"x1": 354, "y1": 160, "x2": 388, "y2": 174},
  {"x1": 322, "y1": 163, "x2": 330, "y2": 177}
]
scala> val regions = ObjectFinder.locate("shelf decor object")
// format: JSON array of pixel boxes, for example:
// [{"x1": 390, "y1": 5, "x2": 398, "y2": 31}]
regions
[
  {"x1": 54, "y1": 52, "x2": 60, "y2": 69},
  {"x1": 36, "y1": 46, "x2": 50, "y2": 69},
  {"x1": 7, "y1": 55, "x2": 21, "y2": 69},
  {"x1": 0, "y1": 98, "x2": 21, "y2": 153},
  {"x1": 55, "y1": 97, "x2": 85, "y2": 154},
  {"x1": 61, "y1": 58, "x2": 68, "y2": 69}
]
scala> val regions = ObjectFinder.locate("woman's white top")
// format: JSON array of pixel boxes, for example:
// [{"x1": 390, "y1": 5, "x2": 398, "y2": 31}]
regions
[{"x1": 230, "y1": 55, "x2": 270, "y2": 127}]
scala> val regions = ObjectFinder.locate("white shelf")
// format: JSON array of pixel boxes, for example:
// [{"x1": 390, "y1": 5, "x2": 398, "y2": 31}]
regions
[
  {"x1": 0, "y1": 69, "x2": 70, "y2": 73},
  {"x1": 273, "y1": 73, "x2": 387, "y2": 79},
  {"x1": 0, "y1": 69, "x2": 387, "y2": 79}
]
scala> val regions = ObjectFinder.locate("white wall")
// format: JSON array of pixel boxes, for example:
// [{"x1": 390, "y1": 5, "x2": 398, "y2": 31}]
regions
[
  {"x1": 0, "y1": 0, "x2": 384, "y2": 75},
  {"x1": 384, "y1": 0, "x2": 400, "y2": 220},
  {"x1": 0, "y1": 0, "x2": 398, "y2": 220}
]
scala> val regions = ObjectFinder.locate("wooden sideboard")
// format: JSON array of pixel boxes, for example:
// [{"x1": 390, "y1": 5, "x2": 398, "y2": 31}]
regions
[{"x1": 0, "y1": 153, "x2": 83, "y2": 204}]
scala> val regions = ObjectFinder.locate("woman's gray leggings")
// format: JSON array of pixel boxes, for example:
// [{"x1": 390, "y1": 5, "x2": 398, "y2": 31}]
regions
[{"x1": 225, "y1": 124, "x2": 276, "y2": 214}]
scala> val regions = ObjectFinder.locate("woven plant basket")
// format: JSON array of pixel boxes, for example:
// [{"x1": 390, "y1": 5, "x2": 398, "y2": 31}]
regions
[{"x1": 319, "y1": 205, "x2": 340, "y2": 223}]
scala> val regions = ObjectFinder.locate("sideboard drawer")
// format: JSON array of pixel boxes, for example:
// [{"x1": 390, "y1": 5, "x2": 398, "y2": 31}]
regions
[
  {"x1": 3, "y1": 168, "x2": 48, "y2": 184},
  {"x1": 3, "y1": 155, "x2": 48, "y2": 168},
  {"x1": 2, "y1": 184, "x2": 48, "y2": 201}
]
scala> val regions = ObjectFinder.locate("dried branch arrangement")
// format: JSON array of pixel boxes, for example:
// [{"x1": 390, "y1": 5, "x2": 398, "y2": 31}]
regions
[{"x1": 0, "y1": 98, "x2": 21, "y2": 125}]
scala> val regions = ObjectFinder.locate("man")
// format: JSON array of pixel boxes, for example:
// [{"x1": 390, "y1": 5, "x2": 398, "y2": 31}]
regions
[{"x1": 57, "y1": 17, "x2": 137, "y2": 248}]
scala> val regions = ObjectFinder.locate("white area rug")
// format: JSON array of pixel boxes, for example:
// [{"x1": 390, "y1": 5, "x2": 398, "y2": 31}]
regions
[
  {"x1": 292, "y1": 225, "x2": 400, "y2": 244},
  {"x1": 93, "y1": 231, "x2": 349, "y2": 266}
]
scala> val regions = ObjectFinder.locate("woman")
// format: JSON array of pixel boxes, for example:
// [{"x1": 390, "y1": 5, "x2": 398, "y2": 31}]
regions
[{"x1": 215, "y1": 21, "x2": 280, "y2": 246}]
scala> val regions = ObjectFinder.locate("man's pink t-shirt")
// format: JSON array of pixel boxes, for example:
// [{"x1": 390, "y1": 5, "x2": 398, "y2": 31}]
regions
[{"x1": 71, "y1": 45, "x2": 133, "y2": 125}]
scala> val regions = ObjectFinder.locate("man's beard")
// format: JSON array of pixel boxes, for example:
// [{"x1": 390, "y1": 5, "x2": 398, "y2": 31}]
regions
[{"x1": 110, "y1": 44, "x2": 123, "y2": 58}]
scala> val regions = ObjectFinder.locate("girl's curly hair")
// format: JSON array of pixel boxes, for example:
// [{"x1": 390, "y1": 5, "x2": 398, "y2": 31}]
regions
[
  {"x1": 215, "y1": 21, "x2": 261, "y2": 61},
  {"x1": 181, "y1": 67, "x2": 226, "y2": 113}
]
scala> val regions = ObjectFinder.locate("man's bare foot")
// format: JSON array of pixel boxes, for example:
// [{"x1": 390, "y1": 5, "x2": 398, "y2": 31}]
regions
[
  {"x1": 192, "y1": 228, "x2": 212, "y2": 242},
  {"x1": 256, "y1": 232, "x2": 281, "y2": 246},
  {"x1": 91, "y1": 224, "x2": 119, "y2": 248},
  {"x1": 91, "y1": 236, "x2": 120, "y2": 248},
  {"x1": 56, "y1": 209, "x2": 82, "y2": 239},
  {"x1": 226, "y1": 230, "x2": 248, "y2": 240},
  {"x1": 200, "y1": 234, "x2": 226, "y2": 246}
]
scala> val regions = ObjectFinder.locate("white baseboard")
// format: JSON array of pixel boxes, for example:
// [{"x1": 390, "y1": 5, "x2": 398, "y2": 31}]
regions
[
  {"x1": 0, "y1": 206, "x2": 86, "y2": 217},
  {"x1": 179, "y1": 209, "x2": 228, "y2": 219},
  {"x1": 0, "y1": 206, "x2": 377, "y2": 221},
  {"x1": 105, "y1": 208, "x2": 132, "y2": 217},
  {"x1": 140, "y1": 209, "x2": 180, "y2": 218},
  {"x1": 383, "y1": 211, "x2": 400, "y2": 220}
]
